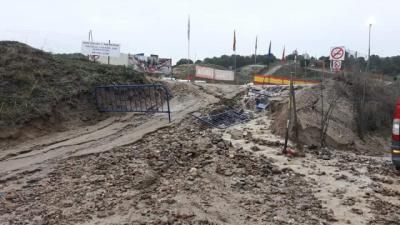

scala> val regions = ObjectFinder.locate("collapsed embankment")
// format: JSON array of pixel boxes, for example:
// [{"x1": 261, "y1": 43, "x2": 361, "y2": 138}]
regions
[
  {"x1": 271, "y1": 77, "x2": 397, "y2": 155},
  {"x1": 0, "y1": 41, "x2": 147, "y2": 141}
]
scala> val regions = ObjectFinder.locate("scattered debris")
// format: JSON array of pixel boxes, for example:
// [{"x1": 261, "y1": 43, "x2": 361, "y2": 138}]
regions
[
  {"x1": 250, "y1": 145, "x2": 261, "y2": 151},
  {"x1": 192, "y1": 109, "x2": 249, "y2": 129},
  {"x1": 1, "y1": 52, "x2": 399, "y2": 225}
]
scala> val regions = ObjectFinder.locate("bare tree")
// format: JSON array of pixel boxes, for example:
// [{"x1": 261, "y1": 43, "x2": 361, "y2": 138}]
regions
[{"x1": 320, "y1": 88, "x2": 341, "y2": 148}]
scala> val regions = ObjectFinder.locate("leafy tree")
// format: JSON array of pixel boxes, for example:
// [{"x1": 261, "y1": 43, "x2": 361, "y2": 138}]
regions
[
  {"x1": 198, "y1": 53, "x2": 400, "y2": 77},
  {"x1": 318, "y1": 56, "x2": 330, "y2": 66},
  {"x1": 176, "y1": 59, "x2": 193, "y2": 65},
  {"x1": 200, "y1": 54, "x2": 276, "y2": 68}
]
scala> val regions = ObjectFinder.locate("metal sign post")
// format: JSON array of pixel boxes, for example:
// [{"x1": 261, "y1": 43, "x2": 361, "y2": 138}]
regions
[
  {"x1": 331, "y1": 60, "x2": 342, "y2": 72},
  {"x1": 329, "y1": 46, "x2": 345, "y2": 73}
]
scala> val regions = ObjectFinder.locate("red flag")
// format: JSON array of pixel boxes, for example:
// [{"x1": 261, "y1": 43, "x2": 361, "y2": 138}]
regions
[{"x1": 233, "y1": 30, "x2": 236, "y2": 52}]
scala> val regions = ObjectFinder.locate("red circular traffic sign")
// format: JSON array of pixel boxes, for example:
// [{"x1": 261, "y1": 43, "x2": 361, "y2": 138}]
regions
[{"x1": 331, "y1": 47, "x2": 344, "y2": 60}]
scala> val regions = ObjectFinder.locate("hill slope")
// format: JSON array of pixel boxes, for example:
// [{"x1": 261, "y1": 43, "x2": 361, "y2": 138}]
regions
[{"x1": 0, "y1": 41, "x2": 147, "y2": 138}]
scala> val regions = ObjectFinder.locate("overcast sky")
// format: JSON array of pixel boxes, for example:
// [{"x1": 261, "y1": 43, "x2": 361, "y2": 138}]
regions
[{"x1": 1, "y1": 0, "x2": 399, "y2": 63}]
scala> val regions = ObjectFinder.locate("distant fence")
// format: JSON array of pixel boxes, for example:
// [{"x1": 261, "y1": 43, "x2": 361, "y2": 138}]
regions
[
  {"x1": 195, "y1": 66, "x2": 234, "y2": 81},
  {"x1": 94, "y1": 84, "x2": 172, "y2": 122},
  {"x1": 253, "y1": 74, "x2": 320, "y2": 85}
]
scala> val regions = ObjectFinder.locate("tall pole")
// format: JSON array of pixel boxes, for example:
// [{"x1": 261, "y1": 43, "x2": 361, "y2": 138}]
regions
[
  {"x1": 283, "y1": 72, "x2": 293, "y2": 154},
  {"x1": 292, "y1": 73, "x2": 298, "y2": 144},
  {"x1": 234, "y1": 52, "x2": 237, "y2": 82},
  {"x1": 294, "y1": 55, "x2": 297, "y2": 79},
  {"x1": 187, "y1": 15, "x2": 190, "y2": 64},
  {"x1": 233, "y1": 30, "x2": 237, "y2": 83},
  {"x1": 188, "y1": 38, "x2": 190, "y2": 64},
  {"x1": 107, "y1": 40, "x2": 110, "y2": 65},
  {"x1": 367, "y1": 23, "x2": 372, "y2": 72},
  {"x1": 320, "y1": 61, "x2": 325, "y2": 147},
  {"x1": 88, "y1": 30, "x2": 92, "y2": 61},
  {"x1": 234, "y1": 53, "x2": 237, "y2": 72},
  {"x1": 360, "y1": 23, "x2": 372, "y2": 139},
  {"x1": 254, "y1": 36, "x2": 257, "y2": 64},
  {"x1": 304, "y1": 58, "x2": 307, "y2": 78}
]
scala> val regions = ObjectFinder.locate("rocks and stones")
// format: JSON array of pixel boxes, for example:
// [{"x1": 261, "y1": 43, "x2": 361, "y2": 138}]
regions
[
  {"x1": 250, "y1": 145, "x2": 261, "y2": 152},
  {"x1": 351, "y1": 208, "x2": 363, "y2": 215},
  {"x1": 230, "y1": 129, "x2": 243, "y2": 140}
]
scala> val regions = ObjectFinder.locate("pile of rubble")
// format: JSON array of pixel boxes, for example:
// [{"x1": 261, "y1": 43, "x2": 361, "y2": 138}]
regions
[{"x1": 0, "y1": 117, "x2": 334, "y2": 225}]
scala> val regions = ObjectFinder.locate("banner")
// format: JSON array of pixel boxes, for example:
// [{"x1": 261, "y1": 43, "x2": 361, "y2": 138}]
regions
[
  {"x1": 254, "y1": 75, "x2": 320, "y2": 85},
  {"x1": 81, "y1": 41, "x2": 120, "y2": 57},
  {"x1": 195, "y1": 66, "x2": 214, "y2": 79},
  {"x1": 214, "y1": 69, "x2": 234, "y2": 81},
  {"x1": 195, "y1": 66, "x2": 234, "y2": 81}
]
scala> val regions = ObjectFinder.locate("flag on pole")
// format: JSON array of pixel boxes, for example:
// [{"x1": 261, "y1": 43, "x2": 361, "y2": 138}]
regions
[
  {"x1": 282, "y1": 46, "x2": 286, "y2": 62},
  {"x1": 187, "y1": 16, "x2": 190, "y2": 41},
  {"x1": 268, "y1": 40, "x2": 272, "y2": 56},
  {"x1": 233, "y1": 30, "x2": 236, "y2": 52}
]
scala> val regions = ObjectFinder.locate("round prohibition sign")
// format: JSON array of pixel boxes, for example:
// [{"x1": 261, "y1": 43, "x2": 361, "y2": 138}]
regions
[
  {"x1": 332, "y1": 61, "x2": 341, "y2": 69},
  {"x1": 331, "y1": 47, "x2": 344, "y2": 60}
]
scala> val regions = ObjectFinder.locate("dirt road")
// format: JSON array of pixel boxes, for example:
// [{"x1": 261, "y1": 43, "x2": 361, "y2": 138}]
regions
[
  {"x1": 222, "y1": 114, "x2": 400, "y2": 225},
  {"x1": 264, "y1": 64, "x2": 283, "y2": 75},
  {"x1": 0, "y1": 82, "x2": 242, "y2": 181},
  {"x1": 0, "y1": 82, "x2": 399, "y2": 225}
]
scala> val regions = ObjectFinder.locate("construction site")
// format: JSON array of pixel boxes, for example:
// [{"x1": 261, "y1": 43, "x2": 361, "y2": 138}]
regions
[
  {"x1": 0, "y1": 38, "x2": 399, "y2": 225},
  {"x1": 2, "y1": 1, "x2": 400, "y2": 224}
]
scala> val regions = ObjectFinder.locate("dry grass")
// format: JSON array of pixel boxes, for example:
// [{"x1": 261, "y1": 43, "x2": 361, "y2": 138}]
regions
[{"x1": 0, "y1": 41, "x2": 147, "y2": 127}]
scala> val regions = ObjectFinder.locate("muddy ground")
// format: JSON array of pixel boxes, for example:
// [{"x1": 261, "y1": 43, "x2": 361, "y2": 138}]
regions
[{"x1": 0, "y1": 82, "x2": 399, "y2": 225}]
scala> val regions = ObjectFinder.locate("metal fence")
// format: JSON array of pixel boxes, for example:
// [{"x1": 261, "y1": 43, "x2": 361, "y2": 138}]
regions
[
  {"x1": 192, "y1": 110, "x2": 249, "y2": 129},
  {"x1": 94, "y1": 84, "x2": 172, "y2": 122}
]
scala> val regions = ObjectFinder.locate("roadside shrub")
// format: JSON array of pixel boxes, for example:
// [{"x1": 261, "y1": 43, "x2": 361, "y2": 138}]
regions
[{"x1": 344, "y1": 74, "x2": 397, "y2": 137}]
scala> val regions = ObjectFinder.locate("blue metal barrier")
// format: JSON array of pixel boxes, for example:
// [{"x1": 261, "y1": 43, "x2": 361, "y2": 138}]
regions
[{"x1": 94, "y1": 84, "x2": 172, "y2": 122}]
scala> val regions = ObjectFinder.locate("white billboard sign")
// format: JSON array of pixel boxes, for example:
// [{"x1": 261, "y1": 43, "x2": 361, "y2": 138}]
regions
[
  {"x1": 214, "y1": 69, "x2": 234, "y2": 81},
  {"x1": 195, "y1": 66, "x2": 234, "y2": 81},
  {"x1": 195, "y1": 66, "x2": 214, "y2": 79},
  {"x1": 81, "y1": 41, "x2": 120, "y2": 57}
]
